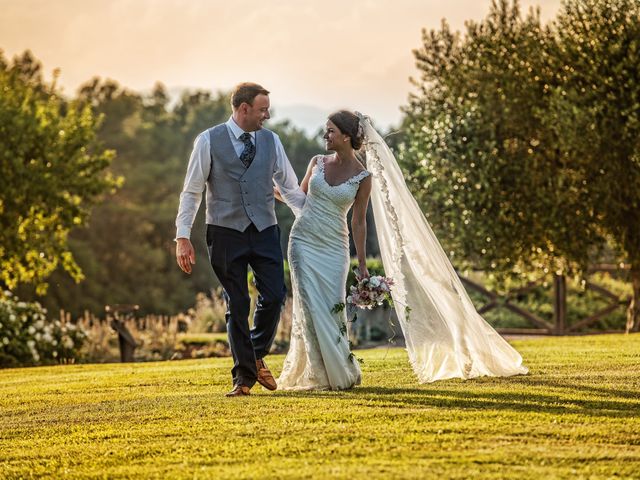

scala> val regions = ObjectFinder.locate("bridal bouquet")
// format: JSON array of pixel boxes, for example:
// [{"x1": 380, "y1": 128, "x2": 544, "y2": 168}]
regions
[
  {"x1": 332, "y1": 273, "x2": 395, "y2": 315},
  {"x1": 332, "y1": 269, "x2": 411, "y2": 323},
  {"x1": 347, "y1": 275, "x2": 394, "y2": 310}
]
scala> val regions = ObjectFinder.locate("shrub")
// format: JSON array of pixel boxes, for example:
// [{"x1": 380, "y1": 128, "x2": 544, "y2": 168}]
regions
[{"x1": 0, "y1": 291, "x2": 86, "y2": 367}]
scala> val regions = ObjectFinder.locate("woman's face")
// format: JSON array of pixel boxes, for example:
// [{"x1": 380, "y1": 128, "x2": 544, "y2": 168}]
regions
[{"x1": 323, "y1": 120, "x2": 349, "y2": 151}]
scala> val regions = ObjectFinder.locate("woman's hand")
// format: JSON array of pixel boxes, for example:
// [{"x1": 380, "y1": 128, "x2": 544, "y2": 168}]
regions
[
  {"x1": 274, "y1": 186, "x2": 283, "y2": 202},
  {"x1": 356, "y1": 263, "x2": 370, "y2": 280}
]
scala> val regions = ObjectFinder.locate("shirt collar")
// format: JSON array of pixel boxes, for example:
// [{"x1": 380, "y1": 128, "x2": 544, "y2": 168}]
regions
[{"x1": 226, "y1": 117, "x2": 255, "y2": 140}]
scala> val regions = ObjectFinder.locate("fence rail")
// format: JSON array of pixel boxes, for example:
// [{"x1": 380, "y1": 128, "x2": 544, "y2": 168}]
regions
[{"x1": 459, "y1": 265, "x2": 633, "y2": 335}]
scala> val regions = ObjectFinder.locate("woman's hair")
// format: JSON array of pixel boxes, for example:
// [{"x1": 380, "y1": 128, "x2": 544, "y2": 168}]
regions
[{"x1": 328, "y1": 110, "x2": 363, "y2": 150}]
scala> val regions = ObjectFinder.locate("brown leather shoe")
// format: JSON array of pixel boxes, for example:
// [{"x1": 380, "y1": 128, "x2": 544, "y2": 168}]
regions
[
  {"x1": 225, "y1": 384, "x2": 251, "y2": 397},
  {"x1": 256, "y1": 358, "x2": 277, "y2": 390}
]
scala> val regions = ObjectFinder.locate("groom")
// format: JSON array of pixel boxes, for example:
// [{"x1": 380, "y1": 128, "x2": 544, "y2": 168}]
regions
[{"x1": 175, "y1": 82, "x2": 305, "y2": 397}]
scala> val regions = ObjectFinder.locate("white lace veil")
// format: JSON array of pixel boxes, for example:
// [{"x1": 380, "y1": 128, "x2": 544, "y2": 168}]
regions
[{"x1": 358, "y1": 113, "x2": 528, "y2": 382}]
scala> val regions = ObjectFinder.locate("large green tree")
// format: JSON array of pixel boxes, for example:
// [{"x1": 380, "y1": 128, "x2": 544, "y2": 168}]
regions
[
  {"x1": 399, "y1": 0, "x2": 604, "y2": 285},
  {"x1": 546, "y1": 0, "x2": 640, "y2": 329},
  {"x1": 0, "y1": 51, "x2": 119, "y2": 294}
]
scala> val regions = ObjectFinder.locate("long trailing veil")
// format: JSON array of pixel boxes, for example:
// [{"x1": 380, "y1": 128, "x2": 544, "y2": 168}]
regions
[{"x1": 358, "y1": 113, "x2": 528, "y2": 382}]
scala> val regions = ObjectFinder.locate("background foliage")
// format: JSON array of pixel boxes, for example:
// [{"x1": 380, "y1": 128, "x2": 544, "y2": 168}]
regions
[
  {"x1": 399, "y1": 0, "x2": 639, "y2": 325},
  {"x1": 0, "y1": 51, "x2": 119, "y2": 295},
  {"x1": 2, "y1": 0, "x2": 637, "y2": 332}
]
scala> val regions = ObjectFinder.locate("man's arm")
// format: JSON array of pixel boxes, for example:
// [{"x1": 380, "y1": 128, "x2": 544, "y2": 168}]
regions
[
  {"x1": 271, "y1": 133, "x2": 306, "y2": 216},
  {"x1": 175, "y1": 132, "x2": 210, "y2": 274}
]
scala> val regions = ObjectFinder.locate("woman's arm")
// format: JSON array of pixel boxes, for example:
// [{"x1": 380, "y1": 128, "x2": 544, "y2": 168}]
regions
[
  {"x1": 300, "y1": 155, "x2": 320, "y2": 194},
  {"x1": 351, "y1": 174, "x2": 372, "y2": 279},
  {"x1": 274, "y1": 155, "x2": 319, "y2": 203}
]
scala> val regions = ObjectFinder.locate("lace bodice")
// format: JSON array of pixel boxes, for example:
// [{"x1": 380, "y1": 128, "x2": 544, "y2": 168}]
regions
[
  {"x1": 302, "y1": 155, "x2": 371, "y2": 217},
  {"x1": 290, "y1": 155, "x2": 370, "y2": 249}
]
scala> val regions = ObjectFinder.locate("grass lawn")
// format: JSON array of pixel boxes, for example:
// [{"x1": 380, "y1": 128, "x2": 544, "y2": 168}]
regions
[{"x1": 1, "y1": 334, "x2": 639, "y2": 479}]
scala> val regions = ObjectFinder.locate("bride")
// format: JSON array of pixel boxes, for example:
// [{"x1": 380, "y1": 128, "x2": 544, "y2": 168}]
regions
[
  {"x1": 277, "y1": 110, "x2": 527, "y2": 390},
  {"x1": 277, "y1": 110, "x2": 370, "y2": 390}
]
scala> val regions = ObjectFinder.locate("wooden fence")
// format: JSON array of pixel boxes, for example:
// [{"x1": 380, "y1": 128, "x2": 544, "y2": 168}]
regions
[{"x1": 459, "y1": 265, "x2": 633, "y2": 335}]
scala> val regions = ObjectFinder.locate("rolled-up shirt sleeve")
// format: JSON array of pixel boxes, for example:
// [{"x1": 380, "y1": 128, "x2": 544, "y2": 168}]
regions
[
  {"x1": 272, "y1": 133, "x2": 306, "y2": 216},
  {"x1": 175, "y1": 132, "x2": 210, "y2": 239}
]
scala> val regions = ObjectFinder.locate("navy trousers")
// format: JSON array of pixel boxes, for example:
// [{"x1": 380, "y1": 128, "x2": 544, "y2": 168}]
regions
[{"x1": 206, "y1": 223, "x2": 286, "y2": 388}]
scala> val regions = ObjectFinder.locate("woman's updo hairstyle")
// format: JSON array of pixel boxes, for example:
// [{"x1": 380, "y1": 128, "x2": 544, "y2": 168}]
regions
[{"x1": 328, "y1": 110, "x2": 364, "y2": 150}]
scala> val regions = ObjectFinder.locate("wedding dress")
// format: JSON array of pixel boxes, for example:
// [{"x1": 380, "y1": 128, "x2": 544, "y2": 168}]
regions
[
  {"x1": 279, "y1": 115, "x2": 527, "y2": 389},
  {"x1": 278, "y1": 156, "x2": 369, "y2": 390}
]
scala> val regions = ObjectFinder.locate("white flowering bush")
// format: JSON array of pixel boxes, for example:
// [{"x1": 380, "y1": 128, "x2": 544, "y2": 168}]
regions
[{"x1": 0, "y1": 291, "x2": 87, "y2": 367}]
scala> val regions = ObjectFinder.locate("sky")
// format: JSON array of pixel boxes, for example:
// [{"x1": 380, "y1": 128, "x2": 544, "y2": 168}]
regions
[{"x1": 1, "y1": 0, "x2": 563, "y2": 132}]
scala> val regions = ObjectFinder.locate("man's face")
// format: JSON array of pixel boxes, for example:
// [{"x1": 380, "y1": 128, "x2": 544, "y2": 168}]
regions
[{"x1": 244, "y1": 94, "x2": 271, "y2": 131}]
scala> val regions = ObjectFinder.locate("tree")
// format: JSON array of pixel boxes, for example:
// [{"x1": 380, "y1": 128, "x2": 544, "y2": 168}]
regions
[
  {"x1": 0, "y1": 51, "x2": 119, "y2": 294},
  {"x1": 399, "y1": 0, "x2": 604, "y2": 286},
  {"x1": 546, "y1": 0, "x2": 640, "y2": 329}
]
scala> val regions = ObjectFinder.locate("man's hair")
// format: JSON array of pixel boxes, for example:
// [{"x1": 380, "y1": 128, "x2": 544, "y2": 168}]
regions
[{"x1": 231, "y1": 82, "x2": 270, "y2": 109}]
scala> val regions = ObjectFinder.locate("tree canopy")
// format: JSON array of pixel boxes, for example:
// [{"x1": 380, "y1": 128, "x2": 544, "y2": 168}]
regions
[
  {"x1": 400, "y1": 0, "x2": 640, "y2": 327},
  {"x1": 0, "y1": 51, "x2": 119, "y2": 294}
]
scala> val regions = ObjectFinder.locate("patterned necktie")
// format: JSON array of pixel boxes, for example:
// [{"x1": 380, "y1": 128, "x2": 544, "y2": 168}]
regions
[{"x1": 239, "y1": 132, "x2": 256, "y2": 168}]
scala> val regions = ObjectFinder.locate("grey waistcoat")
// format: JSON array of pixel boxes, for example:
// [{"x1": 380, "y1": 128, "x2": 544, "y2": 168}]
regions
[{"x1": 205, "y1": 124, "x2": 277, "y2": 232}]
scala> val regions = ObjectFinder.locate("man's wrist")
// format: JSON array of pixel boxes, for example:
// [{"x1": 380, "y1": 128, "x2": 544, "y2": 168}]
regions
[{"x1": 175, "y1": 226, "x2": 192, "y2": 240}]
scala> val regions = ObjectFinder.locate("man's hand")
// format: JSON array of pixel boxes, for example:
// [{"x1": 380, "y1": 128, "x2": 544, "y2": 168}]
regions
[{"x1": 176, "y1": 238, "x2": 196, "y2": 274}]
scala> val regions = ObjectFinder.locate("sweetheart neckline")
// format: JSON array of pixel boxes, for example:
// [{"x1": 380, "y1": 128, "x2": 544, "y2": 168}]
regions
[{"x1": 317, "y1": 155, "x2": 369, "y2": 188}]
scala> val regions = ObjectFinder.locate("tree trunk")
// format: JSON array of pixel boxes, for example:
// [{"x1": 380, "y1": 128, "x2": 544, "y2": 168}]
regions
[{"x1": 626, "y1": 265, "x2": 640, "y2": 333}]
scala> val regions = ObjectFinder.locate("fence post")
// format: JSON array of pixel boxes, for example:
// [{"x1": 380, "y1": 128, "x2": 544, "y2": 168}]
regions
[
  {"x1": 105, "y1": 304, "x2": 139, "y2": 362},
  {"x1": 553, "y1": 274, "x2": 567, "y2": 335}
]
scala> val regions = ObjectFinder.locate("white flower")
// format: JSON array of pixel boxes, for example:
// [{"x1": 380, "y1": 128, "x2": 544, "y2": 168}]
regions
[
  {"x1": 369, "y1": 277, "x2": 381, "y2": 288},
  {"x1": 2, "y1": 337, "x2": 9, "y2": 345},
  {"x1": 28, "y1": 326, "x2": 36, "y2": 335},
  {"x1": 42, "y1": 332, "x2": 53, "y2": 344},
  {"x1": 63, "y1": 336, "x2": 74, "y2": 349},
  {"x1": 9, "y1": 314, "x2": 15, "y2": 322},
  {"x1": 27, "y1": 340, "x2": 35, "y2": 348},
  {"x1": 17, "y1": 302, "x2": 26, "y2": 308}
]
